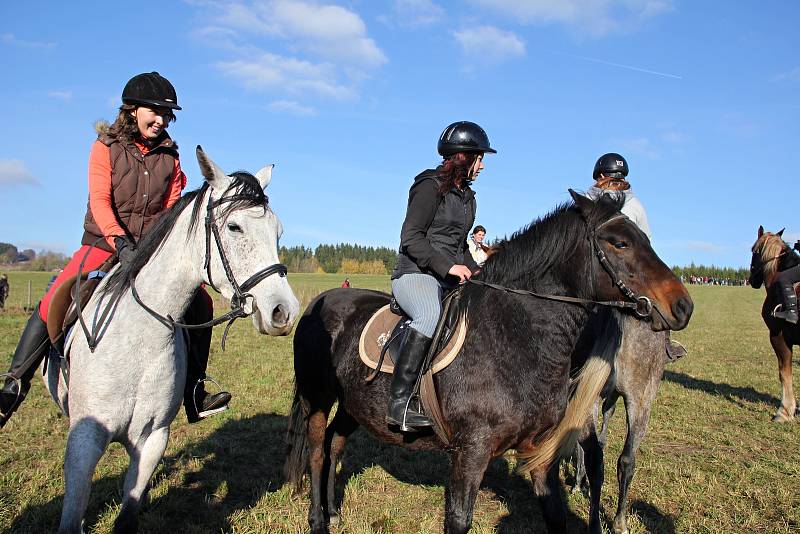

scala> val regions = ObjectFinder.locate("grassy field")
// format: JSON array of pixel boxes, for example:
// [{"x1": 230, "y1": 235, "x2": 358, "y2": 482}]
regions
[{"x1": 0, "y1": 272, "x2": 798, "y2": 533}]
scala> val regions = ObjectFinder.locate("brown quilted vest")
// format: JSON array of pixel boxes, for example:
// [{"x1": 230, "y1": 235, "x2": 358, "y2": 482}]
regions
[{"x1": 81, "y1": 133, "x2": 179, "y2": 252}]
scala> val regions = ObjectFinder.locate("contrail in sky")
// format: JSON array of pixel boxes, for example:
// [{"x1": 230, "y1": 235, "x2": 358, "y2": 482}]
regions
[{"x1": 557, "y1": 51, "x2": 683, "y2": 79}]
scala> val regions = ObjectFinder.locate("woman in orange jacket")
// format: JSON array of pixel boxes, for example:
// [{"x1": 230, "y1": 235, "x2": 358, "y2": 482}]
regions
[{"x1": 0, "y1": 72, "x2": 230, "y2": 428}]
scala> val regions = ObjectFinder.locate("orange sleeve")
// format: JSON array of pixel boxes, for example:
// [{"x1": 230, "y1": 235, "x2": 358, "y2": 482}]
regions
[
  {"x1": 163, "y1": 157, "x2": 187, "y2": 209},
  {"x1": 88, "y1": 141, "x2": 126, "y2": 249}
]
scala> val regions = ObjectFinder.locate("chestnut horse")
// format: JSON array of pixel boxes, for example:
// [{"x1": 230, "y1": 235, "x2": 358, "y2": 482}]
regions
[
  {"x1": 285, "y1": 192, "x2": 693, "y2": 534},
  {"x1": 749, "y1": 226, "x2": 800, "y2": 422}
]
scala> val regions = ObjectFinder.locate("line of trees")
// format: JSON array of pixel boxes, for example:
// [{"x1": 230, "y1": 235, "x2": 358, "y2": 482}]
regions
[
  {"x1": 280, "y1": 244, "x2": 397, "y2": 274},
  {"x1": 671, "y1": 263, "x2": 749, "y2": 284},
  {"x1": 0, "y1": 242, "x2": 68, "y2": 271}
]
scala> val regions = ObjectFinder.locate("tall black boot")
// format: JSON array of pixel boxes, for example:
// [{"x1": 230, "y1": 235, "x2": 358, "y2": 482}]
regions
[
  {"x1": 1, "y1": 304, "x2": 51, "y2": 428},
  {"x1": 773, "y1": 282, "x2": 798, "y2": 324},
  {"x1": 183, "y1": 291, "x2": 231, "y2": 423},
  {"x1": 387, "y1": 327, "x2": 433, "y2": 432}
]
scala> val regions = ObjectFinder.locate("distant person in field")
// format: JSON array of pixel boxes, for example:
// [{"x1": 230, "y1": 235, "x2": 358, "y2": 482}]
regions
[
  {"x1": 341, "y1": 278, "x2": 351, "y2": 288},
  {"x1": 390, "y1": 121, "x2": 495, "y2": 431},
  {"x1": 1, "y1": 72, "x2": 229, "y2": 429},
  {"x1": 0, "y1": 274, "x2": 8, "y2": 310},
  {"x1": 467, "y1": 225, "x2": 489, "y2": 266},
  {"x1": 585, "y1": 153, "x2": 684, "y2": 360}
]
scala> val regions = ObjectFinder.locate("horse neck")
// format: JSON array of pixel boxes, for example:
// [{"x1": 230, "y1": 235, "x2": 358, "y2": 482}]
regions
[{"x1": 133, "y1": 195, "x2": 206, "y2": 320}]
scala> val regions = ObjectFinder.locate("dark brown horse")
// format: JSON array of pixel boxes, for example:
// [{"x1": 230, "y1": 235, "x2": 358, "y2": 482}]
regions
[
  {"x1": 285, "y1": 192, "x2": 693, "y2": 534},
  {"x1": 749, "y1": 226, "x2": 800, "y2": 422}
]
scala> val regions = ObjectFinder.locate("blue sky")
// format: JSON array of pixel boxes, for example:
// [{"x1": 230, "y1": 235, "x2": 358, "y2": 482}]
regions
[{"x1": 1, "y1": 1, "x2": 797, "y2": 269}]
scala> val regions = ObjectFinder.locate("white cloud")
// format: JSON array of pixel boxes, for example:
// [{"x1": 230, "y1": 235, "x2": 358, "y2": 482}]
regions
[
  {"x1": 268, "y1": 99, "x2": 316, "y2": 116},
  {"x1": 773, "y1": 66, "x2": 800, "y2": 82},
  {"x1": 661, "y1": 130, "x2": 688, "y2": 143},
  {"x1": 1, "y1": 33, "x2": 55, "y2": 49},
  {"x1": 0, "y1": 159, "x2": 40, "y2": 187},
  {"x1": 48, "y1": 91, "x2": 72, "y2": 101},
  {"x1": 609, "y1": 136, "x2": 659, "y2": 159},
  {"x1": 684, "y1": 240, "x2": 726, "y2": 253},
  {"x1": 453, "y1": 25, "x2": 525, "y2": 63},
  {"x1": 468, "y1": 0, "x2": 673, "y2": 35},
  {"x1": 194, "y1": 1, "x2": 387, "y2": 105},
  {"x1": 392, "y1": 0, "x2": 445, "y2": 27}
]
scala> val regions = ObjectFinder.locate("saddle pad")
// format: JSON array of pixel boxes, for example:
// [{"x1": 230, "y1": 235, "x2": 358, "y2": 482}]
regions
[{"x1": 358, "y1": 304, "x2": 468, "y2": 375}]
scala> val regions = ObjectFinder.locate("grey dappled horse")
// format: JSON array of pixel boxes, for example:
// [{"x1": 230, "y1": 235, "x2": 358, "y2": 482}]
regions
[{"x1": 43, "y1": 147, "x2": 299, "y2": 533}]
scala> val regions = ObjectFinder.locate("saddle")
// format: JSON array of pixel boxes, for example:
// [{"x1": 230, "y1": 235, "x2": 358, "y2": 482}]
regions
[
  {"x1": 46, "y1": 257, "x2": 117, "y2": 357},
  {"x1": 358, "y1": 287, "x2": 468, "y2": 445}
]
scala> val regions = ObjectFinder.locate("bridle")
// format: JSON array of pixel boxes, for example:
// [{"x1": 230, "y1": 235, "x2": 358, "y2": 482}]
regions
[
  {"x1": 79, "y1": 187, "x2": 287, "y2": 352},
  {"x1": 468, "y1": 214, "x2": 654, "y2": 318}
]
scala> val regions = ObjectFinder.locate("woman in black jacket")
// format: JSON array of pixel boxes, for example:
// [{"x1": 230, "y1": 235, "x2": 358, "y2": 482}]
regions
[{"x1": 389, "y1": 121, "x2": 496, "y2": 432}]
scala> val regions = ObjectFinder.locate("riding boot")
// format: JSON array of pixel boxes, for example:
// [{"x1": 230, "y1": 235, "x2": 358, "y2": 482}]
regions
[
  {"x1": 773, "y1": 282, "x2": 799, "y2": 324},
  {"x1": 1, "y1": 304, "x2": 51, "y2": 428},
  {"x1": 387, "y1": 327, "x2": 433, "y2": 432},
  {"x1": 183, "y1": 290, "x2": 231, "y2": 423}
]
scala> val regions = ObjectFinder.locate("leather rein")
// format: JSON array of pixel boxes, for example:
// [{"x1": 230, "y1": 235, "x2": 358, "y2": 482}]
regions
[
  {"x1": 79, "y1": 190, "x2": 287, "y2": 352},
  {"x1": 467, "y1": 214, "x2": 654, "y2": 318}
]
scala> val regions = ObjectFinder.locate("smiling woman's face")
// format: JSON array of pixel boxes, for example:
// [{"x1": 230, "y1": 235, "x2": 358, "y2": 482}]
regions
[{"x1": 133, "y1": 106, "x2": 171, "y2": 140}]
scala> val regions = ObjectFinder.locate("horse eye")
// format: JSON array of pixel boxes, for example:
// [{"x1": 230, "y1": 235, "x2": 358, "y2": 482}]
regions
[
  {"x1": 227, "y1": 222, "x2": 243, "y2": 233},
  {"x1": 614, "y1": 241, "x2": 628, "y2": 250}
]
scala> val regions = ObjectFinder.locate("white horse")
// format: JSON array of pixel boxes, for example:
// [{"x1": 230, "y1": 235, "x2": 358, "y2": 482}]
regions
[{"x1": 43, "y1": 146, "x2": 300, "y2": 533}]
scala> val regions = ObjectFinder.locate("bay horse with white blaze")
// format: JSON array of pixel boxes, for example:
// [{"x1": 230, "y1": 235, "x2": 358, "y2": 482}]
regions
[
  {"x1": 749, "y1": 225, "x2": 800, "y2": 422},
  {"x1": 44, "y1": 147, "x2": 300, "y2": 533},
  {"x1": 285, "y1": 192, "x2": 692, "y2": 534}
]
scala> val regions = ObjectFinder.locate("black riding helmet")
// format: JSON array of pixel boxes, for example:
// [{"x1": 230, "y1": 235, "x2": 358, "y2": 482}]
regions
[
  {"x1": 438, "y1": 121, "x2": 497, "y2": 158},
  {"x1": 593, "y1": 153, "x2": 628, "y2": 180},
  {"x1": 122, "y1": 72, "x2": 181, "y2": 110}
]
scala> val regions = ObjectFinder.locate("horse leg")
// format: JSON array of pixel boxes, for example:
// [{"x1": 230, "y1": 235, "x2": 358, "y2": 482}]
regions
[
  {"x1": 612, "y1": 394, "x2": 654, "y2": 534},
  {"x1": 581, "y1": 417, "x2": 604, "y2": 534},
  {"x1": 324, "y1": 408, "x2": 359, "y2": 527},
  {"x1": 599, "y1": 390, "x2": 620, "y2": 450},
  {"x1": 307, "y1": 409, "x2": 331, "y2": 534},
  {"x1": 113, "y1": 426, "x2": 171, "y2": 534},
  {"x1": 444, "y1": 443, "x2": 491, "y2": 534},
  {"x1": 58, "y1": 418, "x2": 111, "y2": 534},
  {"x1": 530, "y1": 465, "x2": 566, "y2": 533},
  {"x1": 570, "y1": 442, "x2": 587, "y2": 495},
  {"x1": 769, "y1": 334, "x2": 796, "y2": 422}
]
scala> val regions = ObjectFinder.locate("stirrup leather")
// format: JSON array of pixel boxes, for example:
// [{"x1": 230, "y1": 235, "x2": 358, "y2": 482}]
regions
[{"x1": 192, "y1": 376, "x2": 229, "y2": 418}]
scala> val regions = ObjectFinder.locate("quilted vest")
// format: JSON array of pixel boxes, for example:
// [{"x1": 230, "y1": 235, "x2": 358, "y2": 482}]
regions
[{"x1": 81, "y1": 133, "x2": 179, "y2": 252}]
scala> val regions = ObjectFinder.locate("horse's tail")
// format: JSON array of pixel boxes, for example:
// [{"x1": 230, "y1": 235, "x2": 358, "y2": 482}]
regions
[
  {"x1": 516, "y1": 310, "x2": 622, "y2": 477},
  {"x1": 284, "y1": 385, "x2": 310, "y2": 491}
]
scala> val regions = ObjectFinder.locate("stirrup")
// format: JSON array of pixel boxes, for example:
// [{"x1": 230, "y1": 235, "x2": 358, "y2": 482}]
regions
[
  {"x1": 192, "y1": 376, "x2": 230, "y2": 418},
  {"x1": 398, "y1": 395, "x2": 432, "y2": 432},
  {"x1": 772, "y1": 303, "x2": 784, "y2": 316},
  {"x1": 0, "y1": 373, "x2": 23, "y2": 417}
]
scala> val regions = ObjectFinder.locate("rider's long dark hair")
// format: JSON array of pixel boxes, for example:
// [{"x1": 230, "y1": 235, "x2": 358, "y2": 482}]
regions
[
  {"x1": 102, "y1": 171, "x2": 267, "y2": 296},
  {"x1": 436, "y1": 153, "x2": 479, "y2": 194}
]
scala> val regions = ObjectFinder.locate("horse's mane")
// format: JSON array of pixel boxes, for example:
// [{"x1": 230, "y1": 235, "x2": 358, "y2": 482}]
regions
[
  {"x1": 103, "y1": 171, "x2": 267, "y2": 296},
  {"x1": 752, "y1": 232, "x2": 787, "y2": 285},
  {"x1": 479, "y1": 193, "x2": 626, "y2": 287}
]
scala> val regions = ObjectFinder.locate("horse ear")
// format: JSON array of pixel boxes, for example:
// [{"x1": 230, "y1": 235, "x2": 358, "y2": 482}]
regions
[
  {"x1": 758, "y1": 225, "x2": 764, "y2": 237},
  {"x1": 777, "y1": 228, "x2": 785, "y2": 237},
  {"x1": 568, "y1": 189, "x2": 594, "y2": 216},
  {"x1": 196, "y1": 145, "x2": 232, "y2": 191},
  {"x1": 255, "y1": 164, "x2": 274, "y2": 190}
]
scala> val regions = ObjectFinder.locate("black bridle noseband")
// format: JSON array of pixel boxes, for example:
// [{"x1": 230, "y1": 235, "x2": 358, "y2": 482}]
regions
[
  {"x1": 468, "y1": 214, "x2": 654, "y2": 318},
  {"x1": 79, "y1": 188, "x2": 287, "y2": 352}
]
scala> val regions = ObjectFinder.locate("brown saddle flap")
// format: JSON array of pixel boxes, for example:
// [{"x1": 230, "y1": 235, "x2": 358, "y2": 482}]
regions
[
  {"x1": 358, "y1": 304, "x2": 468, "y2": 375},
  {"x1": 46, "y1": 258, "x2": 117, "y2": 350}
]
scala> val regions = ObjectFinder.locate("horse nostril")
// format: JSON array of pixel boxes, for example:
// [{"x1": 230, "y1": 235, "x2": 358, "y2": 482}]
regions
[
  {"x1": 673, "y1": 296, "x2": 694, "y2": 321},
  {"x1": 272, "y1": 304, "x2": 288, "y2": 327}
]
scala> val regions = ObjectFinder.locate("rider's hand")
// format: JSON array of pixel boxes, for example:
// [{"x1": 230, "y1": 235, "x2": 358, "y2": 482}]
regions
[
  {"x1": 114, "y1": 236, "x2": 136, "y2": 268},
  {"x1": 448, "y1": 264, "x2": 473, "y2": 283}
]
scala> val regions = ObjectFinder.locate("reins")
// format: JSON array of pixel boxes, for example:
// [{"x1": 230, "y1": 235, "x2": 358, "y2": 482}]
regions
[
  {"x1": 76, "y1": 188, "x2": 287, "y2": 352},
  {"x1": 467, "y1": 214, "x2": 653, "y2": 318}
]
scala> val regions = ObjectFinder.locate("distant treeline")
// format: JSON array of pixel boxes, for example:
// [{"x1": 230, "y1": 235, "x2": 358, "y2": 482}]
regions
[
  {"x1": 280, "y1": 244, "x2": 397, "y2": 274},
  {"x1": 0, "y1": 242, "x2": 68, "y2": 271},
  {"x1": 671, "y1": 263, "x2": 749, "y2": 282}
]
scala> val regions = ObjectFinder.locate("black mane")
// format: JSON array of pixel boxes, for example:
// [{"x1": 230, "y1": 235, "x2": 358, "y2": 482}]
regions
[
  {"x1": 103, "y1": 171, "x2": 267, "y2": 296},
  {"x1": 479, "y1": 193, "x2": 626, "y2": 287}
]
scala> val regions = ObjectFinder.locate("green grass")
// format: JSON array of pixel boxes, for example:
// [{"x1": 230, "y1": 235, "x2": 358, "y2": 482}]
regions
[{"x1": 0, "y1": 276, "x2": 799, "y2": 533}]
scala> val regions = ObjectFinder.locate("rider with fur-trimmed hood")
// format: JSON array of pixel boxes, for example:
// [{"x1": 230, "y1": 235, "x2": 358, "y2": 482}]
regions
[
  {"x1": 0, "y1": 72, "x2": 229, "y2": 429},
  {"x1": 388, "y1": 121, "x2": 496, "y2": 432}
]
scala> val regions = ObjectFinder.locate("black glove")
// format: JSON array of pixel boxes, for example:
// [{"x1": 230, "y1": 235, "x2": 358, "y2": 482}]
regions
[{"x1": 114, "y1": 236, "x2": 136, "y2": 268}]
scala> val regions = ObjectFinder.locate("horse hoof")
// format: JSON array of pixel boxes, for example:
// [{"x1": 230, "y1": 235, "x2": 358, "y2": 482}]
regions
[
  {"x1": 328, "y1": 513, "x2": 341, "y2": 527},
  {"x1": 772, "y1": 412, "x2": 794, "y2": 423}
]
